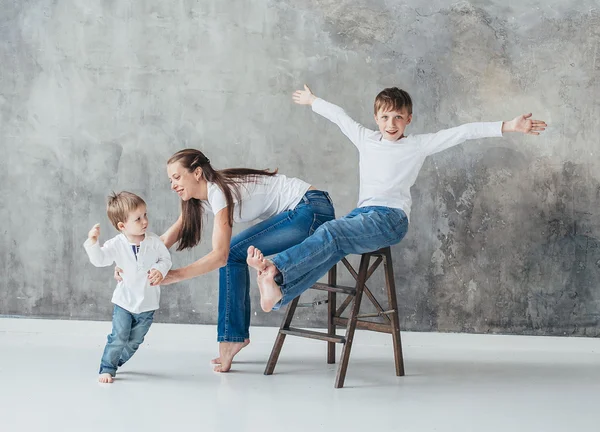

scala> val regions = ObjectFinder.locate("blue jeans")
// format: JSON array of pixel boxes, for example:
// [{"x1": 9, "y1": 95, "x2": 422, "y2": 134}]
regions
[
  {"x1": 270, "y1": 206, "x2": 409, "y2": 310},
  {"x1": 218, "y1": 190, "x2": 335, "y2": 342},
  {"x1": 99, "y1": 305, "x2": 155, "y2": 376}
]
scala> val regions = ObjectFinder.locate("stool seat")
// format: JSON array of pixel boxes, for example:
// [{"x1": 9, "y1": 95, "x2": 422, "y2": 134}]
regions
[{"x1": 264, "y1": 246, "x2": 404, "y2": 388}]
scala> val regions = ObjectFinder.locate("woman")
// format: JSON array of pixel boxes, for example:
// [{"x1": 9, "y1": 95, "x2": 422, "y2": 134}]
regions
[{"x1": 157, "y1": 148, "x2": 335, "y2": 372}]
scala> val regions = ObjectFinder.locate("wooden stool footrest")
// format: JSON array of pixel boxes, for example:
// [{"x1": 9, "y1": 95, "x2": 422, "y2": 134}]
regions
[
  {"x1": 281, "y1": 327, "x2": 345, "y2": 344},
  {"x1": 333, "y1": 317, "x2": 393, "y2": 334},
  {"x1": 311, "y1": 283, "x2": 356, "y2": 295},
  {"x1": 357, "y1": 309, "x2": 395, "y2": 319}
]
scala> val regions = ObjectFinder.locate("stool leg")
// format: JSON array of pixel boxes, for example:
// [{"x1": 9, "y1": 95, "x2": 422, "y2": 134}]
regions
[
  {"x1": 335, "y1": 253, "x2": 370, "y2": 388},
  {"x1": 327, "y1": 266, "x2": 337, "y2": 364},
  {"x1": 264, "y1": 296, "x2": 300, "y2": 375},
  {"x1": 383, "y1": 247, "x2": 405, "y2": 376}
]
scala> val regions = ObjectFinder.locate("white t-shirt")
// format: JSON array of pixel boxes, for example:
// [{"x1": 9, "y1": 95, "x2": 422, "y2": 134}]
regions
[
  {"x1": 205, "y1": 174, "x2": 311, "y2": 223},
  {"x1": 312, "y1": 98, "x2": 504, "y2": 221},
  {"x1": 83, "y1": 232, "x2": 172, "y2": 314}
]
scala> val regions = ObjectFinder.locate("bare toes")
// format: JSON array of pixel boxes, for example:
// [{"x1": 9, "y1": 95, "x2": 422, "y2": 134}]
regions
[{"x1": 214, "y1": 364, "x2": 231, "y2": 373}]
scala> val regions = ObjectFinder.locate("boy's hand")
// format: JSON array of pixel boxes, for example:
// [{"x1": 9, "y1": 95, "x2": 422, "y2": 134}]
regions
[
  {"x1": 293, "y1": 84, "x2": 316, "y2": 105},
  {"x1": 114, "y1": 266, "x2": 123, "y2": 282},
  {"x1": 503, "y1": 114, "x2": 547, "y2": 135},
  {"x1": 148, "y1": 269, "x2": 164, "y2": 286},
  {"x1": 88, "y1": 223, "x2": 100, "y2": 244}
]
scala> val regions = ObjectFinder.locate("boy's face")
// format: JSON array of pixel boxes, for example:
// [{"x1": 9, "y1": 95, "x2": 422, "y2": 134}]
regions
[
  {"x1": 118, "y1": 205, "x2": 148, "y2": 237},
  {"x1": 374, "y1": 108, "x2": 412, "y2": 141}
]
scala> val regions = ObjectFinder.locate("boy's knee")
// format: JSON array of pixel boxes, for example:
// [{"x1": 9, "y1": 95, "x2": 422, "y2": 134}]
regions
[
  {"x1": 108, "y1": 330, "x2": 129, "y2": 345},
  {"x1": 316, "y1": 221, "x2": 338, "y2": 243},
  {"x1": 127, "y1": 341, "x2": 142, "y2": 351}
]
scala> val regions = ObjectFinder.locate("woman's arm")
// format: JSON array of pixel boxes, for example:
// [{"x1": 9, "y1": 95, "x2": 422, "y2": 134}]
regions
[
  {"x1": 160, "y1": 213, "x2": 183, "y2": 249},
  {"x1": 161, "y1": 208, "x2": 232, "y2": 285}
]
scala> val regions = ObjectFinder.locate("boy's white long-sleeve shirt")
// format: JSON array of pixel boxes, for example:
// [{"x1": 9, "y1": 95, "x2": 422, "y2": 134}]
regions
[
  {"x1": 83, "y1": 232, "x2": 172, "y2": 314},
  {"x1": 312, "y1": 98, "x2": 504, "y2": 221}
]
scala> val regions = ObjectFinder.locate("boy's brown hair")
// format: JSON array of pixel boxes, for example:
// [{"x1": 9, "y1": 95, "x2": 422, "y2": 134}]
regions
[
  {"x1": 374, "y1": 87, "x2": 413, "y2": 115},
  {"x1": 107, "y1": 191, "x2": 146, "y2": 230}
]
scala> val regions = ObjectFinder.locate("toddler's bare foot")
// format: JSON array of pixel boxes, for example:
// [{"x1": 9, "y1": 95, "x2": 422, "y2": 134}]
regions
[{"x1": 98, "y1": 373, "x2": 114, "y2": 383}]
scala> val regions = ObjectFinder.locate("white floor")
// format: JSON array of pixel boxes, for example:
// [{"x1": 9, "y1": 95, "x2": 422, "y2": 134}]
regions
[{"x1": 0, "y1": 318, "x2": 599, "y2": 432}]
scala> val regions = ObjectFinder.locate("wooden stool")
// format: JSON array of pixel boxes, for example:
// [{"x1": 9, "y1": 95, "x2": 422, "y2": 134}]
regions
[{"x1": 264, "y1": 246, "x2": 404, "y2": 388}]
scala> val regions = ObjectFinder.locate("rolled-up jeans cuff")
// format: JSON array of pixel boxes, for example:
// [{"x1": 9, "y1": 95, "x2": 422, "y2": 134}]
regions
[
  {"x1": 99, "y1": 368, "x2": 116, "y2": 377},
  {"x1": 271, "y1": 258, "x2": 286, "y2": 285},
  {"x1": 217, "y1": 335, "x2": 247, "y2": 343}
]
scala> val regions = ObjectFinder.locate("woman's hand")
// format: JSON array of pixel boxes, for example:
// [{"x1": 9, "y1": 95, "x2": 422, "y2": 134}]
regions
[{"x1": 160, "y1": 268, "x2": 182, "y2": 286}]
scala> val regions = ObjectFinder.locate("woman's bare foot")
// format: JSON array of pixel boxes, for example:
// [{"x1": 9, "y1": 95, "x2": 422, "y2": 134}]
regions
[
  {"x1": 211, "y1": 339, "x2": 250, "y2": 365},
  {"x1": 98, "y1": 373, "x2": 114, "y2": 383},
  {"x1": 213, "y1": 341, "x2": 248, "y2": 372}
]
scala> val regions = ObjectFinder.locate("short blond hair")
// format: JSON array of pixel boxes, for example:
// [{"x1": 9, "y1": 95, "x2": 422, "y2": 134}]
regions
[
  {"x1": 374, "y1": 87, "x2": 413, "y2": 115},
  {"x1": 107, "y1": 191, "x2": 146, "y2": 230}
]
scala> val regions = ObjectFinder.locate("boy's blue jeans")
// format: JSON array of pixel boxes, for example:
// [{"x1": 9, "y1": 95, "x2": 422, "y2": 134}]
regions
[
  {"x1": 271, "y1": 206, "x2": 409, "y2": 310},
  {"x1": 218, "y1": 190, "x2": 335, "y2": 342},
  {"x1": 99, "y1": 305, "x2": 154, "y2": 376}
]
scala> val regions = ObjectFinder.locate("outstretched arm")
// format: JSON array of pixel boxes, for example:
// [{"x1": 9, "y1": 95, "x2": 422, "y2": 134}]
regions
[
  {"x1": 423, "y1": 114, "x2": 547, "y2": 156},
  {"x1": 293, "y1": 84, "x2": 370, "y2": 150},
  {"x1": 160, "y1": 208, "x2": 232, "y2": 285}
]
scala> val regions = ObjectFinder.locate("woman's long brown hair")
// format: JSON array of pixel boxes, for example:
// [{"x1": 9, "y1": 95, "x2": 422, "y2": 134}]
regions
[{"x1": 168, "y1": 149, "x2": 278, "y2": 251}]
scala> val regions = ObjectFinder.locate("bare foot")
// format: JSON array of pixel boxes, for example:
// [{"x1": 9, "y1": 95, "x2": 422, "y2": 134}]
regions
[
  {"x1": 98, "y1": 373, "x2": 114, "y2": 383},
  {"x1": 213, "y1": 341, "x2": 247, "y2": 373},
  {"x1": 257, "y1": 265, "x2": 283, "y2": 312},
  {"x1": 247, "y1": 246, "x2": 283, "y2": 311},
  {"x1": 246, "y1": 246, "x2": 267, "y2": 272},
  {"x1": 211, "y1": 339, "x2": 250, "y2": 365}
]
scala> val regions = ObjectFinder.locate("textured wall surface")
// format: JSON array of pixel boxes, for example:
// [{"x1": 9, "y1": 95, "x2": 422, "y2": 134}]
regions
[{"x1": 2, "y1": 0, "x2": 599, "y2": 336}]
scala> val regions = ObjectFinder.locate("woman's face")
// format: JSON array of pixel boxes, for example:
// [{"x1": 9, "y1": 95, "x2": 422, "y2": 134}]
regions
[{"x1": 167, "y1": 161, "x2": 202, "y2": 201}]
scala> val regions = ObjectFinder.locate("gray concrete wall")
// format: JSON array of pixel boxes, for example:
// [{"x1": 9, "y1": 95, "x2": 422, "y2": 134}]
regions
[{"x1": 2, "y1": 0, "x2": 599, "y2": 336}]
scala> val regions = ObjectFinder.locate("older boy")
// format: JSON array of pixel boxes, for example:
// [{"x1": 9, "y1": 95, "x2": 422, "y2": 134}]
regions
[{"x1": 247, "y1": 85, "x2": 546, "y2": 312}]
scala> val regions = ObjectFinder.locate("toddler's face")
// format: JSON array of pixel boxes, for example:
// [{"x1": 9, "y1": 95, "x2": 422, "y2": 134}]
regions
[{"x1": 121, "y1": 205, "x2": 148, "y2": 236}]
